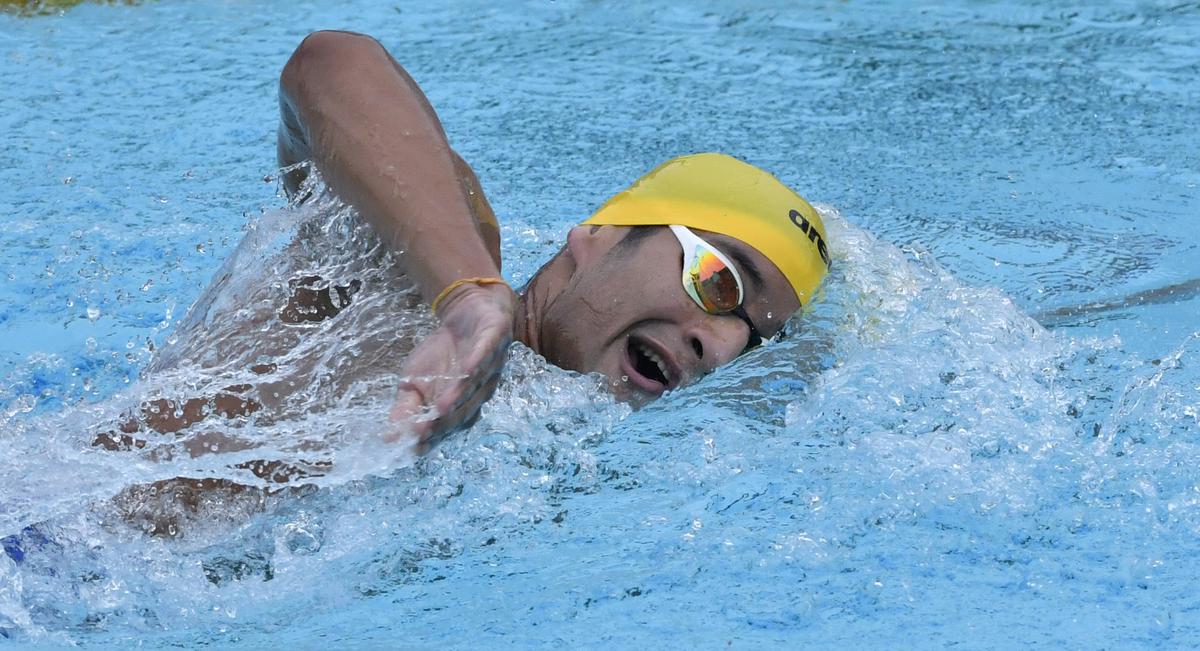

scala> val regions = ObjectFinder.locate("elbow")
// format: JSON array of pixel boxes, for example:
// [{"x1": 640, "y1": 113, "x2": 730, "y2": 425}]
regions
[{"x1": 280, "y1": 30, "x2": 383, "y2": 96}]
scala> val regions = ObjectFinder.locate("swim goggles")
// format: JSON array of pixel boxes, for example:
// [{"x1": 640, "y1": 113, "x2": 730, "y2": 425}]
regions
[{"x1": 669, "y1": 225, "x2": 764, "y2": 351}]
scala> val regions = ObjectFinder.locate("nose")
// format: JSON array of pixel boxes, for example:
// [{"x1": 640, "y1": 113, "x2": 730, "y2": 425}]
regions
[{"x1": 683, "y1": 313, "x2": 752, "y2": 375}]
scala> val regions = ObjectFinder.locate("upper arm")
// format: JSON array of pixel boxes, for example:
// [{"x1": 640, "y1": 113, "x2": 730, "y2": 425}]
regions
[
  {"x1": 272, "y1": 31, "x2": 505, "y2": 301},
  {"x1": 275, "y1": 31, "x2": 503, "y2": 269},
  {"x1": 277, "y1": 31, "x2": 385, "y2": 196}
]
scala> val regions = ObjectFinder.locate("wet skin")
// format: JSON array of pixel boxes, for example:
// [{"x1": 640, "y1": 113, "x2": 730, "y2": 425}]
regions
[
  {"x1": 525, "y1": 224, "x2": 801, "y2": 404},
  {"x1": 97, "y1": 222, "x2": 800, "y2": 463},
  {"x1": 274, "y1": 30, "x2": 806, "y2": 442},
  {"x1": 93, "y1": 31, "x2": 806, "y2": 530}
]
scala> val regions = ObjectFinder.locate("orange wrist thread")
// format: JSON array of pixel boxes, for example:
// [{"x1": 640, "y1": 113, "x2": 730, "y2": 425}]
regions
[{"x1": 430, "y1": 276, "x2": 508, "y2": 315}]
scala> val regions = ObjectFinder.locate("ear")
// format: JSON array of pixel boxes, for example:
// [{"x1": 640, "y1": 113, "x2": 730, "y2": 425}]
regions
[{"x1": 566, "y1": 224, "x2": 624, "y2": 268}]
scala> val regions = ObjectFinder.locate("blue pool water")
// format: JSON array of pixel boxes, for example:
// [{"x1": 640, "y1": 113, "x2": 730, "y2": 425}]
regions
[{"x1": 2, "y1": 0, "x2": 1199, "y2": 647}]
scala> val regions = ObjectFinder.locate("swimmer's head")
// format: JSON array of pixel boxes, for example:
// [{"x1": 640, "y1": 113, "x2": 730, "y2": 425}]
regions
[
  {"x1": 583, "y1": 153, "x2": 830, "y2": 307},
  {"x1": 524, "y1": 153, "x2": 829, "y2": 402}
]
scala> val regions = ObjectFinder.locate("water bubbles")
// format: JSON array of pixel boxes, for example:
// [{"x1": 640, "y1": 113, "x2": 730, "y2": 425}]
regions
[
  {"x1": 281, "y1": 517, "x2": 325, "y2": 556},
  {"x1": 86, "y1": 306, "x2": 100, "y2": 321},
  {"x1": 977, "y1": 439, "x2": 1002, "y2": 457},
  {"x1": 3, "y1": 393, "x2": 37, "y2": 417}
]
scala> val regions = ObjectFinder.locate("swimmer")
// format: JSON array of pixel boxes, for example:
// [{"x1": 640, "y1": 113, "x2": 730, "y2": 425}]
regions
[{"x1": 101, "y1": 30, "x2": 831, "y2": 464}]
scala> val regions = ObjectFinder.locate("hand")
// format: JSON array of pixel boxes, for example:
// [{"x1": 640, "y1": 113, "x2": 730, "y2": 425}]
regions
[{"x1": 387, "y1": 281, "x2": 515, "y2": 451}]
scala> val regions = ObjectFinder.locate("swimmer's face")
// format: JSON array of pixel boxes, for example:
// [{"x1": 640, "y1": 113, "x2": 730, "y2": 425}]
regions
[{"x1": 538, "y1": 225, "x2": 800, "y2": 404}]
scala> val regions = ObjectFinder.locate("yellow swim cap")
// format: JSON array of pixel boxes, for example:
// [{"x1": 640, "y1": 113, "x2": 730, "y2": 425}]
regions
[{"x1": 583, "y1": 153, "x2": 830, "y2": 306}]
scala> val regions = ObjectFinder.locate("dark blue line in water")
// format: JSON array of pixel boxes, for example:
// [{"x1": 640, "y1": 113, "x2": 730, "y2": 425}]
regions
[{"x1": 1036, "y1": 277, "x2": 1200, "y2": 328}]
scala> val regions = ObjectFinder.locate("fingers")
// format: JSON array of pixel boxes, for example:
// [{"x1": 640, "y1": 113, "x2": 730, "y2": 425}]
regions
[
  {"x1": 386, "y1": 365, "x2": 478, "y2": 447},
  {"x1": 422, "y1": 372, "x2": 501, "y2": 448},
  {"x1": 385, "y1": 384, "x2": 434, "y2": 444},
  {"x1": 389, "y1": 344, "x2": 506, "y2": 449},
  {"x1": 385, "y1": 303, "x2": 513, "y2": 451}
]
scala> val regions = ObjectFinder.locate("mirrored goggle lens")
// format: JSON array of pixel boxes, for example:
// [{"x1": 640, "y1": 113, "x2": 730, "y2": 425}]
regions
[{"x1": 687, "y1": 246, "x2": 741, "y2": 313}]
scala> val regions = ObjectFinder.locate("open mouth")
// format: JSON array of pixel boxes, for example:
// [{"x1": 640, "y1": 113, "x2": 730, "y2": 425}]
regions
[{"x1": 626, "y1": 337, "x2": 673, "y2": 390}]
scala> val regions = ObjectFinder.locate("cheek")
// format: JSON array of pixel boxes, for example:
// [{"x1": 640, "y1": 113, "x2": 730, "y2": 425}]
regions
[
  {"x1": 540, "y1": 301, "x2": 588, "y2": 371},
  {"x1": 539, "y1": 279, "x2": 622, "y2": 372},
  {"x1": 751, "y1": 293, "x2": 800, "y2": 334}
]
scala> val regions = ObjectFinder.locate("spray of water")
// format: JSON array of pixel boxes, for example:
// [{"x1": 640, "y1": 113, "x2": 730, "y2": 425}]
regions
[{"x1": 1, "y1": 193, "x2": 1195, "y2": 645}]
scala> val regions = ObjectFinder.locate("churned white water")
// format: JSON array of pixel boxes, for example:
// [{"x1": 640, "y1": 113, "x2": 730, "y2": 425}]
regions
[{"x1": 2, "y1": 0, "x2": 1198, "y2": 647}]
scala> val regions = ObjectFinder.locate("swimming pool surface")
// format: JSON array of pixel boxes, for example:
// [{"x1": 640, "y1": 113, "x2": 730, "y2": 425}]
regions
[{"x1": 2, "y1": 0, "x2": 1198, "y2": 647}]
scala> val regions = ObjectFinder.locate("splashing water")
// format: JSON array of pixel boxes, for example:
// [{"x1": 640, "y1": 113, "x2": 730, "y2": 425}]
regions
[
  {"x1": 2, "y1": 191, "x2": 1196, "y2": 645},
  {"x1": 2, "y1": 0, "x2": 1198, "y2": 646}
]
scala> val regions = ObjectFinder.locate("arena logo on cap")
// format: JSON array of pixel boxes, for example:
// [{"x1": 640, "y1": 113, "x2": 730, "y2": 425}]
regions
[{"x1": 788, "y1": 209, "x2": 831, "y2": 268}]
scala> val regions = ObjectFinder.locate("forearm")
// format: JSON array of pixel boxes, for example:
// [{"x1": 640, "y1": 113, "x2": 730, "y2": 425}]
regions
[{"x1": 278, "y1": 30, "x2": 501, "y2": 303}]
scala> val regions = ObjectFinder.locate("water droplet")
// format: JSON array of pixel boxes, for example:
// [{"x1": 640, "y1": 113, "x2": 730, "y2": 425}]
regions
[
  {"x1": 141, "y1": 280, "x2": 154, "y2": 292},
  {"x1": 621, "y1": 375, "x2": 629, "y2": 382},
  {"x1": 196, "y1": 243, "x2": 206, "y2": 253},
  {"x1": 86, "y1": 306, "x2": 100, "y2": 321}
]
